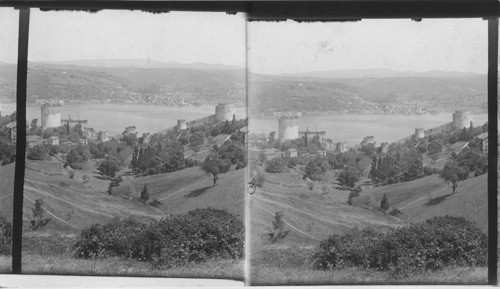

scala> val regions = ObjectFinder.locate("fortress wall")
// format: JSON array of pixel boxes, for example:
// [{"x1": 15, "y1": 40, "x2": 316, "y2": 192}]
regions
[{"x1": 187, "y1": 114, "x2": 216, "y2": 128}]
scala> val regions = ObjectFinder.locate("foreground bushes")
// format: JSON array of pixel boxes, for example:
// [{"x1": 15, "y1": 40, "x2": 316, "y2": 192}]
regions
[
  {"x1": 74, "y1": 208, "x2": 244, "y2": 268},
  {"x1": 0, "y1": 215, "x2": 12, "y2": 255},
  {"x1": 313, "y1": 216, "x2": 487, "y2": 276}
]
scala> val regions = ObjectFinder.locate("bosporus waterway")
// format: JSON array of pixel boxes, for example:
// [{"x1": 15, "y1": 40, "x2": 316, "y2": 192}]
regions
[
  {"x1": 249, "y1": 113, "x2": 488, "y2": 146},
  {"x1": 1, "y1": 102, "x2": 247, "y2": 137},
  {"x1": 1, "y1": 102, "x2": 487, "y2": 145}
]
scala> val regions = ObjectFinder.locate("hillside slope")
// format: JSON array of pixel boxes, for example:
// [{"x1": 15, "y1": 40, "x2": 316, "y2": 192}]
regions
[
  {"x1": 250, "y1": 180, "x2": 405, "y2": 248},
  {"x1": 113, "y1": 166, "x2": 246, "y2": 218},
  {"x1": 0, "y1": 162, "x2": 245, "y2": 233},
  {"x1": 355, "y1": 174, "x2": 487, "y2": 232}
]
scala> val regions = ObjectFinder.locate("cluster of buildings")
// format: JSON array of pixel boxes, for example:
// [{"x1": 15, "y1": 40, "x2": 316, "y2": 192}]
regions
[{"x1": 3, "y1": 101, "x2": 110, "y2": 148}]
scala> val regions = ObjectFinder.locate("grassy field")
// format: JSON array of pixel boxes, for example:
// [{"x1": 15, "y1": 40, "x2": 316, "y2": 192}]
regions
[
  {"x1": 353, "y1": 173, "x2": 487, "y2": 232},
  {"x1": 249, "y1": 165, "x2": 488, "y2": 285},
  {"x1": 0, "y1": 254, "x2": 244, "y2": 280},
  {"x1": 0, "y1": 157, "x2": 246, "y2": 279}
]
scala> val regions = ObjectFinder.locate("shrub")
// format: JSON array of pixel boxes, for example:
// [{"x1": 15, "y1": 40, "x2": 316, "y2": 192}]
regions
[
  {"x1": 313, "y1": 216, "x2": 487, "y2": 277},
  {"x1": 82, "y1": 174, "x2": 90, "y2": 184},
  {"x1": 68, "y1": 170, "x2": 75, "y2": 179},
  {"x1": 347, "y1": 191, "x2": 360, "y2": 205},
  {"x1": 0, "y1": 215, "x2": 12, "y2": 255},
  {"x1": 59, "y1": 181, "x2": 69, "y2": 187},
  {"x1": 265, "y1": 158, "x2": 286, "y2": 173},
  {"x1": 255, "y1": 170, "x2": 266, "y2": 188},
  {"x1": 74, "y1": 208, "x2": 244, "y2": 268},
  {"x1": 389, "y1": 208, "x2": 403, "y2": 216},
  {"x1": 74, "y1": 217, "x2": 146, "y2": 259},
  {"x1": 27, "y1": 145, "x2": 47, "y2": 160},
  {"x1": 150, "y1": 199, "x2": 162, "y2": 208}
]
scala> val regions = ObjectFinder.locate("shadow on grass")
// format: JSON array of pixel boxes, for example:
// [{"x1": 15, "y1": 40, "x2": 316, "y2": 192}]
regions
[
  {"x1": 424, "y1": 194, "x2": 452, "y2": 207},
  {"x1": 185, "y1": 186, "x2": 212, "y2": 198},
  {"x1": 334, "y1": 186, "x2": 352, "y2": 191}
]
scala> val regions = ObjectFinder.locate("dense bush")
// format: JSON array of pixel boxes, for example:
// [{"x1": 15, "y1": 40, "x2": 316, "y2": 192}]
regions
[
  {"x1": 74, "y1": 208, "x2": 244, "y2": 268},
  {"x1": 265, "y1": 157, "x2": 287, "y2": 173},
  {"x1": 0, "y1": 215, "x2": 12, "y2": 255},
  {"x1": 313, "y1": 216, "x2": 487, "y2": 277},
  {"x1": 27, "y1": 144, "x2": 48, "y2": 160},
  {"x1": 74, "y1": 217, "x2": 146, "y2": 259}
]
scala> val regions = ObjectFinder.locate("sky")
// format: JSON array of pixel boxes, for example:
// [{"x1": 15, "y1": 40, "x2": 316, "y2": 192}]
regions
[
  {"x1": 0, "y1": 8, "x2": 490, "y2": 74},
  {"x1": 248, "y1": 19, "x2": 488, "y2": 74},
  {"x1": 0, "y1": 8, "x2": 246, "y2": 67}
]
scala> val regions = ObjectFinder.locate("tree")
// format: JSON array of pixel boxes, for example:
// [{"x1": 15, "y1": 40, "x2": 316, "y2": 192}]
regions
[
  {"x1": 257, "y1": 150, "x2": 267, "y2": 164},
  {"x1": 73, "y1": 123, "x2": 83, "y2": 137},
  {"x1": 337, "y1": 166, "x2": 360, "y2": 189},
  {"x1": 189, "y1": 131, "x2": 205, "y2": 147},
  {"x1": 27, "y1": 145, "x2": 47, "y2": 161},
  {"x1": 380, "y1": 194, "x2": 390, "y2": 213},
  {"x1": 265, "y1": 157, "x2": 286, "y2": 173},
  {"x1": 439, "y1": 160, "x2": 469, "y2": 195},
  {"x1": 200, "y1": 152, "x2": 231, "y2": 187},
  {"x1": 267, "y1": 211, "x2": 290, "y2": 243},
  {"x1": 428, "y1": 139, "x2": 443, "y2": 155},
  {"x1": 66, "y1": 145, "x2": 91, "y2": 170},
  {"x1": 98, "y1": 156, "x2": 121, "y2": 179},
  {"x1": 30, "y1": 199, "x2": 51, "y2": 231},
  {"x1": 140, "y1": 184, "x2": 150, "y2": 202},
  {"x1": 30, "y1": 118, "x2": 38, "y2": 132}
]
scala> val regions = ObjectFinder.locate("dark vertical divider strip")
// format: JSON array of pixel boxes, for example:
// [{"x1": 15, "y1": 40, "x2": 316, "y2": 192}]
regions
[
  {"x1": 488, "y1": 18, "x2": 498, "y2": 285},
  {"x1": 12, "y1": 7, "x2": 30, "y2": 274}
]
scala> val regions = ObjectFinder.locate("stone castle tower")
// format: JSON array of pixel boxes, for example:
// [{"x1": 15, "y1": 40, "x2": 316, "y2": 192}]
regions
[
  {"x1": 278, "y1": 116, "x2": 299, "y2": 141},
  {"x1": 452, "y1": 110, "x2": 473, "y2": 130},
  {"x1": 41, "y1": 103, "x2": 62, "y2": 128},
  {"x1": 414, "y1": 128, "x2": 425, "y2": 139},
  {"x1": 177, "y1": 119, "x2": 187, "y2": 131},
  {"x1": 215, "y1": 103, "x2": 236, "y2": 122}
]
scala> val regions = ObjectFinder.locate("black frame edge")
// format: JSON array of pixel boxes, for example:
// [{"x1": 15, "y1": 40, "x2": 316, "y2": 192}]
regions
[
  {"x1": 11, "y1": 7, "x2": 30, "y2": 274},
  {"x1": 488, "y1": 17, "x2": 498, "y2": 285}
]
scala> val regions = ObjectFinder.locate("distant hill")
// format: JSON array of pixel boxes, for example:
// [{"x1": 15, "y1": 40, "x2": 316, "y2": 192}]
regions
[
  {"x1": 353, "y1": 174, "x2": 487, "y2": 232},
  {"x1": 0, "y1": 61, "x2": 246, "y2": 104},
  {"x1": 279, "y1": 68, "x2": 482, "y2": 79},
  {"x1": 33, "y1": 59, "x2": 243, "y2": 71},
  {"x1": 249, "y1": 72, "x2": 487, "y2": 115}
]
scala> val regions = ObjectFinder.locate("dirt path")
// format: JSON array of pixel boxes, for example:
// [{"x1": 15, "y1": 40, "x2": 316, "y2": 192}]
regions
[
  {"x1": 24, "y1": 195, "x2": 81, "y2": 230},
  {"x1": 251, "y1": 192, "x2": 320, "y2": 241}
]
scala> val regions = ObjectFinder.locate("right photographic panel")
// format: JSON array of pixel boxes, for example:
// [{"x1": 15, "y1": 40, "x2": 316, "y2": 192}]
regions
[{"x1": 247, "y1": 18, "x2": 489, "y2": 285}]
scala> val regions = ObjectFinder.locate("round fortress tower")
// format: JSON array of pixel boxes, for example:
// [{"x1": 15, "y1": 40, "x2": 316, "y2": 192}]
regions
[
  {"x1": 414, "y1": 128, "x2": 425, "y2": 139},
  {"x1": 452, "y1": 110, "x2": 473, "y2": 130},
  {"x1": 177, "y1": 119, "x2": 187, "y2": 131},
  {"x1": 278, "y1": 116, "x2": 299, "y2": 141},
  {"x1": 41, "y1": 103, "x2": 62, "y2": 128},
  {"x1": 215, "y1": 103, "x2": 236, "y2": 122}
]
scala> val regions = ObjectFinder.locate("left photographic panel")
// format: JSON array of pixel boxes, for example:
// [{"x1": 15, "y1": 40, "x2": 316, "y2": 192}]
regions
[
  {"x1": 19, "y1": 9, "x2": 247, "y2": 279},
  {"x1": 0, "y1": 7, "x2": 19, "y2": 273}
]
